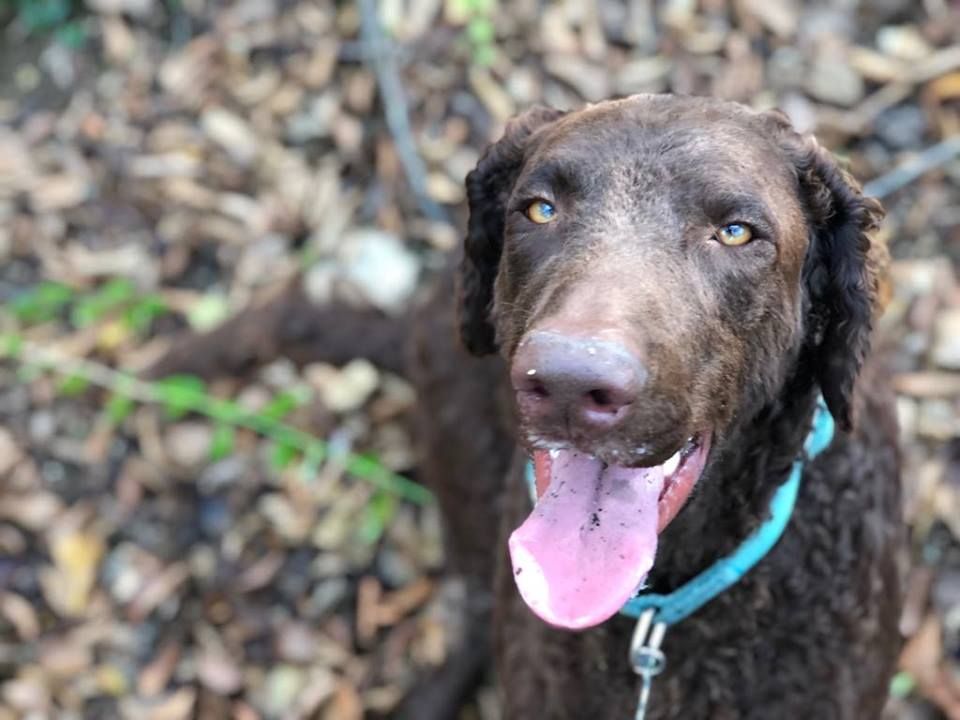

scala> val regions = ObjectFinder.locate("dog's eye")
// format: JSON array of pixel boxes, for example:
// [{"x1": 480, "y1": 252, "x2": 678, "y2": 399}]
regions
[
  {"x1": 715, "y1": 223, "x2": 752, "y2": 246},
  {"x1": 526, "y1": 200, "x2": 557, "y2": 224}
]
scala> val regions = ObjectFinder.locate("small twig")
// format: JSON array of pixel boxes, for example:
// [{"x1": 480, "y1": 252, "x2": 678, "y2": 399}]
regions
[
  {"x1": 864, "y1": 136, "x2": 960, "y2": 199},
  {"x1": 2, "y1": 337, "x2": 433, "y2": 506},
  {"x1": 358, "y1": 0, "x2": 449, "y2": 224}
]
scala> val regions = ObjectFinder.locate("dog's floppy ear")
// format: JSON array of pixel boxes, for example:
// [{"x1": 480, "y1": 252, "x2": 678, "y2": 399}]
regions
[
  {"x1": 458, "y1": 105, "x2": 566, "y2": 355},
  {"x1": 788, "y1": 132, "x2": 886, "y2": 431}
]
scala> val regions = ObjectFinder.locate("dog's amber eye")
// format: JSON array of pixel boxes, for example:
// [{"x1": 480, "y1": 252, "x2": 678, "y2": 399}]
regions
[
  {"x1": 716, "y1": 223, "x2": 752, "y2": 246},
  {"x1": 526, "y1": 200, "x2": 557, "y2": 224}
]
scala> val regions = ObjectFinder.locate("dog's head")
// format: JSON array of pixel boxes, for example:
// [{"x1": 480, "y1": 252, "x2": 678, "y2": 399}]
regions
[{"x1": 457, "y1": 95, "x2": 885, "y2": 629}]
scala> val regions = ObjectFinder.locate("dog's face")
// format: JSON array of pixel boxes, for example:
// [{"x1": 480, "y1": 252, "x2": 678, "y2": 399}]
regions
[{"x1": 458, "y1": 95, "x2": 884, "y2": 629}]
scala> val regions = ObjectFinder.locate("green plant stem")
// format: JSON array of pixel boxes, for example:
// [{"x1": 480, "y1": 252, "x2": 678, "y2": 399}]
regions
[{"x1": 3, "y1": 337, "x2": 433, "y2": 506}]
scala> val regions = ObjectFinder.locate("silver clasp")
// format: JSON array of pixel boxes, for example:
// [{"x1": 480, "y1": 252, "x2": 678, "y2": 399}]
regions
[{"x1": 630, "y1": 608, "x2": 667, "y2": 720}]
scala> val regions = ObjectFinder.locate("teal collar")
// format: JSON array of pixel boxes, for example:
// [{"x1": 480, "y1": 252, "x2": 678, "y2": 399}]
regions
[
  {"x1": 621, "y1": 395, "x2": 834, "y2": 625},
  {"x1": 523, "y1": 396, "x2": 836, "y2": 720}
]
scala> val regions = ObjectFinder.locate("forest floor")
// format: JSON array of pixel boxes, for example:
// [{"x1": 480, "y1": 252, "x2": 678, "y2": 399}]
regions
[{"x1": 1, "y1": 0, "x2": 960, "y2": 718}]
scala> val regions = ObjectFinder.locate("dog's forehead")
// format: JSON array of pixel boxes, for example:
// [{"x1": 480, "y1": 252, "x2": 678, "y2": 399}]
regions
[
  {"x1": 520, "y1": 99, "x2": 802, "y2": 220},
  {"x1": 536, "y1": 101, "x2": 782, "y2": 173}
]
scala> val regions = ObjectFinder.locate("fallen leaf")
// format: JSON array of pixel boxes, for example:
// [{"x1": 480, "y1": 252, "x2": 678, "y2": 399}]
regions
[
  {"x1": 120, "y1": 687, "x2": 196, "y2": 720},
  {"x1": 0, "y1": 592, "x2": 39, "y2": 640},
  {"x1": 0, "y1": 428, "x2": 22, "y2": 476},
  {"x1": 127, "y1": 563, "x2": 190, "y2": 622},
  {"x1": 0, "y1": 491, "x2": 63, "y2": 531},
  {"x1": 44, "y1": 529, "x2": 105, "y2": 617},
  {"x1": 96, "y1": 664, "x2": 130, "y2": 696},
  {"x1": 900, "y1": 615, "x2": 960, "y2": 719},
  {"x1": 196, "y1": 647, "x2": 244, "y2": 696},
  {"x1": 322, "y1": 682, "x2": 363, "y2": 720},
  {"x1": 201, "y1": 109, "x2": 259, "y2": 166},
  {"x1": 2, "y1": 669, "x2": 50, "y2": 712},
  {"x1": 38, "y1": 637, "x2": 93, "y2": 677},
  {"x1": 138, "y1": 641, "x2": 182, "y2": 697},
  {"x1": 29, "y1": 174, "x2": 90, "y2": 212}
]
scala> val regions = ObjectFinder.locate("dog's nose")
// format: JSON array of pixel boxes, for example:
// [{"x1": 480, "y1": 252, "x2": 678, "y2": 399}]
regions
[{"x1": 510, "y1": 331, "x2": 645, "y2": 434}]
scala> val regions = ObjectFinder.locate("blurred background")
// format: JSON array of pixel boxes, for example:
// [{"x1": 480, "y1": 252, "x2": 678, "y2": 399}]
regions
[{"x1": 1, "y1": 0, "x2": 959, "y2": 718}]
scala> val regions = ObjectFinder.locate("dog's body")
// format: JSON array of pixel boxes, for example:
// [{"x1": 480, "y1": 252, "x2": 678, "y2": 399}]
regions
[{"x1": 408, "y1": 95, "x2": 903, "y2": 719}]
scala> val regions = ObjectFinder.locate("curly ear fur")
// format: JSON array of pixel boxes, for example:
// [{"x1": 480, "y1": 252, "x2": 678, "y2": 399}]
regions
[
  {"x1": 790, "y1": 135, "x2": 886, "y2": 431},
  {"x1": 458, "y1": 106, "x2": 566, "y2": 355}
]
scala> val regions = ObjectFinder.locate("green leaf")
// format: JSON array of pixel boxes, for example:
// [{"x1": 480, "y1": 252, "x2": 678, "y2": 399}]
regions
[
  {"x1": 11, "y1": 281, "x2": 74, "y2": 325},
  {"x1": 472, "y1": 43, "x2": 496, "y2": 67},
  {"x1": 269, "y1": 440, "x2": 299, "y2": 471},
  {"x1": 123, "y1": 294, "x2": 168, "y2": 333},
  {"x1": 72, "y1": 302, "x2": 100, "y2": 327},
  {"x1": 71, "y1": 277, "x2": 137, "y2": 328},
  {"x1": 346, "y1": 452, "x2": 434, "y2": 505},
  {"x1": 889, "y1": 672, "x2": 915, "y2": 699},
  {"x1": 58, "y1": 373, "x2": 89, "y2": 396},
  {"x1": 55, "y1": 19, "x2": 86, "y2": 48},
  {"x1": 205, "y1": 398, "x2": 248, "y2": 425},
  {"x1": 155, "y1": 374, "x2": 207, "y2": 419},
  {"x1": 357, "y1": 491, "x2": 397, "y2": 545},
  {"x1": 467, "y1": 16, "x2": 494, "y2": 45},
  {"x1": 187, "y1": 293, "x2": 230, "y2": 331},
  {"x1": 209, "y1": 423, "x2": 236, "y2": 461},
  {"x1": 448, "y1": 0, "x2": 472, "y2": 18},
  {"x1": 99, "y1": 277, "x2": 137, "y2": 304},
  {"x1": 469, "y1": 0, "x2": 495, "y2": 12},
  {"x1": 298, "y1": 442, "x2": 326, "y2": 481},
  {"x1": 0, "y1": 333, "x2": 23, "y2": 358},
  {"x1": 262, "y1": 390, "x2": 306, "y2": 422},
  {"x1": 104, "y1": 392, "x2": 135, "y2": 425},
  {"x1": 19, "y1": 0, "x2": 71, "y2": 33}
]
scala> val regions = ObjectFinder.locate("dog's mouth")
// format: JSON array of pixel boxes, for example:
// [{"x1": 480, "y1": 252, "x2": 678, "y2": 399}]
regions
[{"x1": 508, "y1": 432, "x2": 711, "y2": 630}]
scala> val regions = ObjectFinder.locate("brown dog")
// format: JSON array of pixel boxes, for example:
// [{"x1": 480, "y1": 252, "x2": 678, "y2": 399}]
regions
[{"x1": 407, "y1": 94, "x2": 902, "y2": 719}]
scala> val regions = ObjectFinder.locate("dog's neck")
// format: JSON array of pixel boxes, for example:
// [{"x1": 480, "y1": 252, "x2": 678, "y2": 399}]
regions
[{"x1": 648, "y1": 372, "x2": 820, "y2": 591}]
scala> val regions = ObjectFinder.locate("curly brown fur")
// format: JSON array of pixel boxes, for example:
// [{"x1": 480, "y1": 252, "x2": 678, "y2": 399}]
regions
[
  {"x1": 446, "y1": 94, "x2": 902, "y2": 719},
  {"x1": 145, "y1": 280, "x2": 410, "y2": 380}
]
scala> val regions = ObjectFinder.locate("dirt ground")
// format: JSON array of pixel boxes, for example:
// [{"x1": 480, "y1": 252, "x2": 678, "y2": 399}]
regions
[{"x1": 1, "y1": 0, "x2": 960, "y2": 718}]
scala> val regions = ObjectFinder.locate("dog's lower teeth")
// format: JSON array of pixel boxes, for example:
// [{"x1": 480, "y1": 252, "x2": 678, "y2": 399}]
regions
[{"x1": 662, "y1": 451, "x2": 681, "y2": 477}]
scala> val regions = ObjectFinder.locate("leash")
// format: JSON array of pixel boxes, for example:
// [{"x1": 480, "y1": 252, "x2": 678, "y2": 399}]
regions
[{"x1": 523, "y1": 396, "x2": 836, "y2": 720}]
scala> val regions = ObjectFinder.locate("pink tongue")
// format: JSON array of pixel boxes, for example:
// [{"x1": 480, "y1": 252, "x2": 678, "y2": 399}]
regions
[{"x1": 508, "y1": 449, "x2": 663, "y2": 629}]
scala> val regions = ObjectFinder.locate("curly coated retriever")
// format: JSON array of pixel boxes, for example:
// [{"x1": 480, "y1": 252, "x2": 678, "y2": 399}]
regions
[{"x1": 405, "y1": 94, "x2": 903, "y2": 720}]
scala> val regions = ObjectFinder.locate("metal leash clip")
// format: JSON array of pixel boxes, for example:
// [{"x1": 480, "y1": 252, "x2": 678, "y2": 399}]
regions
[{"x1": 630, "y1": 608, "x2": 667, "y2": 720}]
